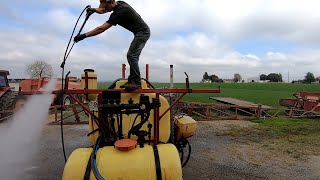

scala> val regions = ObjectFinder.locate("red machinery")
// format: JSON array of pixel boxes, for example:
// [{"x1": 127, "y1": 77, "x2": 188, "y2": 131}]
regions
[
  {"x1": 19, "y1": 77, "x2": 81, "y2": 106},
  {"x1": 0, "y1": 70, "x2": 22, "y2": 121},
  {"x1": 279, "y1": 91, "x2": 320, "y2": 117}
]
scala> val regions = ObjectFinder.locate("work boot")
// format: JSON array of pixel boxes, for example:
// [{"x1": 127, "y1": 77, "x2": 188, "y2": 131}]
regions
[
  {"x1": 120, "y1": 81, "x2": 130, "y2": 88},
  {"x1": 124, "y1": 82, "x2": 141, "y2": 90}
]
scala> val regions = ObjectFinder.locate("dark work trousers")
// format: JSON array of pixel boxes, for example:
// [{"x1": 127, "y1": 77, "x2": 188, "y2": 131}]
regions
[{"x1": 127, "y1": 28, "x2": 150, "y2": 85}]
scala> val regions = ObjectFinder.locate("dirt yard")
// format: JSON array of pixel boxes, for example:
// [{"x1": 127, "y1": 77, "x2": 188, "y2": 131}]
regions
[
  {"x1": 183, "y1": 121, "x2": 320, "y2": 180},
  {"x1": 10, "y1": 120, "x2": 320, "y2": 180}
]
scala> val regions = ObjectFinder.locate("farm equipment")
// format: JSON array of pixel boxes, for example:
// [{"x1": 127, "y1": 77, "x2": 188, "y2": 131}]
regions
[
  {"x1": 60, "y1": 68, "x2": 220, "y2": 179},
  {"x1": 19, "y1": 77, "x2": 82, "y2": 106},
  {"x1": 57, "y1": 6, "x2": 220, "y2": 179},
  {"x1": 280, "y1": 91, "x2": 320, "y2": 117},
  {"x1": 0, "y1": 70, "x2": 22, "y2": 122}
]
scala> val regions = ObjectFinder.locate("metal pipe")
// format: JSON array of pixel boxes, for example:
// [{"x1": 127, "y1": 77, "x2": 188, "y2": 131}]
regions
[
  {"x1": 154, "y1": 93, "x2": 160, "y2": 145},
  {"x1": 169, "y1": 65, "x2": 174, "y2": 143},
  {"x1": 85, "y1": 71, "x2": 89, "y2": 101},
  {"x1": 22, "y1": 88, "x2": 220, "y2": 95},
  {"x1": 122, "y1": 64, "x2": 126, "y2": 79},
  {"x1": 146, "y1": 64, "x2": 149, "y2": 81},
  {"x1": 170, "y1": 65, "x2": 173, "y2": 88}
]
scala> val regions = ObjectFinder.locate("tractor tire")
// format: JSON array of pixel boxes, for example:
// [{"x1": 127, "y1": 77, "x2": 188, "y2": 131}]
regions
[{"x1": 0, "y1": 91, "x2": 19, "y2": 122}]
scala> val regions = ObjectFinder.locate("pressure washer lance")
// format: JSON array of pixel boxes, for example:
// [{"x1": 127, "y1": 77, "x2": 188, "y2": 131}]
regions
[{"x1": 59, "y1": 5, "x2": 93, "y2": 162}]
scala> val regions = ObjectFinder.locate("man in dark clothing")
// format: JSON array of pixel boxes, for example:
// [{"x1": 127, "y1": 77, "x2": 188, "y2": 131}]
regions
[{"x1": 74, "y1": 0, "x2": 150, "y2": 90}]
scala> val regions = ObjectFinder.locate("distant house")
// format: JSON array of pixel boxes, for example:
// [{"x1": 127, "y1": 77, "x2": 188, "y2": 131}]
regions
[
  {"x1": 222, "y1": 79, "x2": 233, "y2": 83},
  {"x1": 247, "y1": 77, "x2": 260, "y2": 82},
  {"x1": 202, "y1": 80, "x2": 211, "y2": 83}
]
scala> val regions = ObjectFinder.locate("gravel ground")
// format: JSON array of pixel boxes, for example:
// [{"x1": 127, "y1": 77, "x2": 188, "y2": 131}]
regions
[
  {"x1": 2, "y1": 120, "x2": 320, "y2": 180},
  {"x1": 183, "y1": 121, "x2": 320, "y2": 180}
]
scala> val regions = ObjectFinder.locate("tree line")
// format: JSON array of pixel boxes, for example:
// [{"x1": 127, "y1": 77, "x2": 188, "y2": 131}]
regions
[
  {"x1": 202, "y1": 72, "x2": 320, "y2": 84},
  {"x1": 202, "y1": 72, "x2": 242, "y2": 83}
]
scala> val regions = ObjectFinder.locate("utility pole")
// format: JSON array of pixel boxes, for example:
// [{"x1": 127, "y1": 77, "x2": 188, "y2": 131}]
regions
[{"x1": 288, "y1": 71, "x2": 289, "y2": 83}]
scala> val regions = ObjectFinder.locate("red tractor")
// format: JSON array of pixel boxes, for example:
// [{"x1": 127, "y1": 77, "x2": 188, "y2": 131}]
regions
[{"x1": 0, "y1": 70, "x2": 22, "y2": 122}]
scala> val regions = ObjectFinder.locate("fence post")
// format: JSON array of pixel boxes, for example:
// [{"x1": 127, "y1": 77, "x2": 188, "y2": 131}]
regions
[{"x1": 257, "y1": 104, "x2": 262, "y2": 119}]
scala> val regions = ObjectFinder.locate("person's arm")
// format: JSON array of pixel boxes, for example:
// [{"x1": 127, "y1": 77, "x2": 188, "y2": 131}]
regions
[
  {"x1": 95, "y1": 8, "x2": 108, "y2": 14},
  {"x1": 94, "y1": 1, "x2": 108, "y2": 14},
  {"x1": 85, "y1": 22, "x2": 112, "y2": 37},
  {"x1": 74, "y1": 22, "x2": 113, "y2": 42}
]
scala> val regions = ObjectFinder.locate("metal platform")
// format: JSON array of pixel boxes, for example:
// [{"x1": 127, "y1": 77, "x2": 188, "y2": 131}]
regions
[{"x1": 209, "y1": 97, "x2": 272, "y2": 109}]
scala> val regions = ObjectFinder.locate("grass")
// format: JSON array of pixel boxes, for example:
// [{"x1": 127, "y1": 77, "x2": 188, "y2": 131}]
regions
[{"x1": 221, "y1": 118, "x2": 320, "y2": 159}]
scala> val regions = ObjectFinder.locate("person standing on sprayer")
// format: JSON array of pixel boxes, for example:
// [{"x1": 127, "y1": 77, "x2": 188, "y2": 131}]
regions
[{"x1": 74, "y1": 0, "x2": 150, "y2": 90}]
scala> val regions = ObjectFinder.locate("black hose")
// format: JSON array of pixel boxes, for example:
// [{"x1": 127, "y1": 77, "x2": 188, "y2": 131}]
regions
[
  {"x1": 60, "y1": 69, "x2": 67, "y2": 162},
  {"x1": 61, "y1": 5, "x2": 90, "y2": 68},
  {"x1": 176, "y1": 139, "x2": 192, "y2": 168},
  {"x1": 128, "y1": 114, "x2": 140, "y2": 138},
  {"x1": 91, "y1": 134, "x2": 106, "y2": 180},
  {"x1": 60, "y1": 5, "x2": 92, "y2": 163},
  {"x1": 182, "y1": 139, "x2": 191, "y2": 167},
  {"x1": 128, "y1": 112, "x2": 150, "y2": 138}
]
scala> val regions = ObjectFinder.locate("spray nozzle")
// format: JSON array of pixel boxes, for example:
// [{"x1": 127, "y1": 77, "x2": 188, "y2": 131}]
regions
[{"x1": 86, "y1": 5, "x2": 95, "y2": 18}]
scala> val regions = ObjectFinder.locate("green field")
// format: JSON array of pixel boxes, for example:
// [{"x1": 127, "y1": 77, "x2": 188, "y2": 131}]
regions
[{"x1": 99, "y1": 82, "x2": 320, "y2": 107}]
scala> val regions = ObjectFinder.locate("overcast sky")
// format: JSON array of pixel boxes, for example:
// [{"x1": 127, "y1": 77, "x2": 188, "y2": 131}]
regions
[{"x1": 1, "y1": 0, "x2": 320, "y2": 82}]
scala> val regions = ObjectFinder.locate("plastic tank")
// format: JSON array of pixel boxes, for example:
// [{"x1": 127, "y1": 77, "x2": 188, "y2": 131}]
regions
[
  {"x1": 62, "y1": 144, "x2": 182, "y2": 180},
  {"x1": 81, "y1": 69, "x2": 97, "y2": 101},
  {"x1": 174, "y1": 115, "x2": 197, "y2": 140}
]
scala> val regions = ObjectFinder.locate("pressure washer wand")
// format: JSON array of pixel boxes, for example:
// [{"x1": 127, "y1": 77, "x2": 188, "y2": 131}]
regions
[
  {"x1": 60, "y1": 11, "x2": 93, "y2": 66},
  {"x1": 60, "y1": 5, "x2": 92, "y2": 69},
  {"x1": 78, "y1": 9, "x2": 93, "y2": 36}
]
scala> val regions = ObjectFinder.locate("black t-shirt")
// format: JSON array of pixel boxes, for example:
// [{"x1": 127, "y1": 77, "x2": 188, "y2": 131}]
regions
[{"x1": 107, "y1": 1, "x2": 149, "y2": 35}]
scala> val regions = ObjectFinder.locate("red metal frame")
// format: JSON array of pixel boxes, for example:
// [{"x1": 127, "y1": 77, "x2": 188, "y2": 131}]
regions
[
  {"x1": 20, "y1": 88, "x2": 220, "y2": 95},
  {"x1": 122, "y1": 64, "x2": 126, "y2": 79},
  {"x1": 20, "y1": 87, "x2": 220, "y2": 145},
  {"x1": 296, "y1": 92, "x2": 320, "y2": 98}
]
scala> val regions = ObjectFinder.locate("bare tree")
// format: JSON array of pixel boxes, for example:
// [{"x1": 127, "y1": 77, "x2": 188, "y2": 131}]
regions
[{"x1": 26, "y1": 60, "x2": 53, "y2": 79}]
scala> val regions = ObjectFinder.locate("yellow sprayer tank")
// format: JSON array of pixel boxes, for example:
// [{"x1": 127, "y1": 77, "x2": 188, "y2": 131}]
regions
[
  {"x1": 62, "y1": 144, "x2": 182, "y2": 180},
  {"x1": 81, "y1": 69, "x2": 97, "y2": 101},
  {"x1": 174, "y1": 115, "x2": 197, "y2": 140},
  {"x1": 88, "y1": 79, "x2": 171, "y2": 145}
]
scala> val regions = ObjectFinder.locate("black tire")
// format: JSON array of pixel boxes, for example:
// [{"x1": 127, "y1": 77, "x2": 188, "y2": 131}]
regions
[{"x1": 0, "y1": 91, "x2": 19, "y2": 121}]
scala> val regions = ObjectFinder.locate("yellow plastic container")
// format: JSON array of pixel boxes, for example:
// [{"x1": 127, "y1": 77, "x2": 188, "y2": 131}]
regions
[
  {"x1": 88, "y1": 79, "x2": 171, "y2": 145},
  {"x1": 174, "y1": 115, "x2": 197, "y2": 140},
  {"x1": 81, "y1": 69, "x2": 97, "y2": 101},
  {"x1": 62, "y1": 144, "x2": 182, "y2": 180}
]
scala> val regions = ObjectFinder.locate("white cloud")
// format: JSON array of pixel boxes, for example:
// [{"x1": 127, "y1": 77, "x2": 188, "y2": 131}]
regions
[{"x1": 1, "y1": 0, "x2": 320, "y2": 83}]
